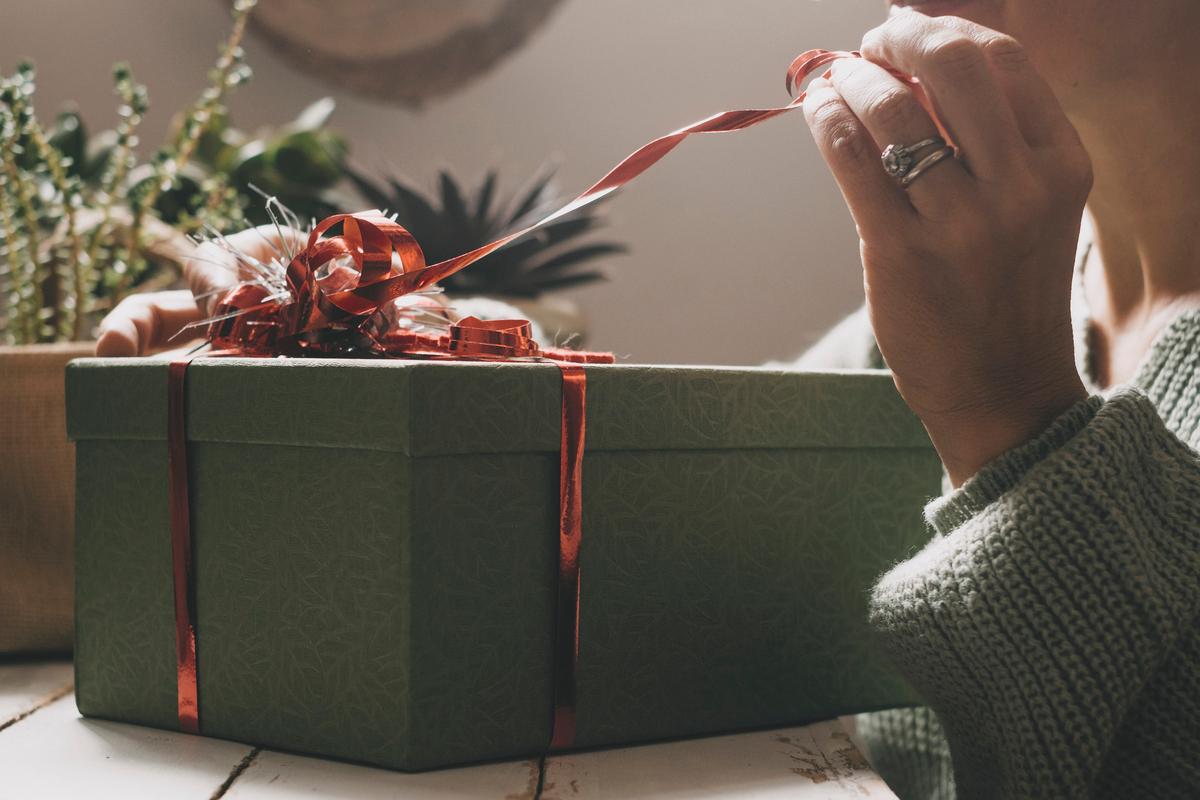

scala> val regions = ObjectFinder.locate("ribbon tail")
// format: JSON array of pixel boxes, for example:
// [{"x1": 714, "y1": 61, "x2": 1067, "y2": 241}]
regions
[
  {"x1": 409, "y1": 97, "x2": 816, "y2": 294},
  {"x1": 168, "y1": 358, "x2": 201, "y2": 734},
  {"x1": 550, "y1": 364, "x2": 587, "y2": 750}
]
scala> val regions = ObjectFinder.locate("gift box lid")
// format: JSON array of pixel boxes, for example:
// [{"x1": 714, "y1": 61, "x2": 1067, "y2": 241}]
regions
[{"x1": 66, "y1": 358, "x2": 931, "y2": 455}]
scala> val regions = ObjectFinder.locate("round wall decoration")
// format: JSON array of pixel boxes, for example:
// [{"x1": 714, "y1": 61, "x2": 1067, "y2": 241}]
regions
[{"x1": 238, "y1": 0, "x2": 566, "y2": 107}]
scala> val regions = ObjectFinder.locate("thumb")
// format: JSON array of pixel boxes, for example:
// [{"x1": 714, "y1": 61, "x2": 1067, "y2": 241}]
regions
[{"x1": 95, "y1": 290, "x2": 209, "y2": 357}]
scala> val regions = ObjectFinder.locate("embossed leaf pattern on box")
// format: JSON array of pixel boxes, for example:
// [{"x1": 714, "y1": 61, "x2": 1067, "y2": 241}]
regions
[{"x1": 68, "y1": 359, "x2": 941, "y2": 771}]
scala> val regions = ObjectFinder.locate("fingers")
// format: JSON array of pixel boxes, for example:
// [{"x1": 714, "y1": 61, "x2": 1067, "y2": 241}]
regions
[
  {"x1": 828, "y1": 57, "x2": 973, "y2": 216},
  {"x1": 802, "y1": 76, "x2": 917, "y2": 235},
  {"x1": 909, "y1": 14, "x2": 1077, "y2": 150},
  {"x1": 96, "y1": 225, "x2": 309, "y2": 357},
  {"x1": 95, "y1": 290, "x2": 205, "y2": 357},
  {"x1": 860, "y1": 11, "x2": 1031, "y2": 179}
]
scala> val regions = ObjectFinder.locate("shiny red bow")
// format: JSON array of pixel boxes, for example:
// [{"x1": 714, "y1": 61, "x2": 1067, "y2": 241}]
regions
[{"x1": 205, "y1": 211, "x2": 612, "y2": 363}]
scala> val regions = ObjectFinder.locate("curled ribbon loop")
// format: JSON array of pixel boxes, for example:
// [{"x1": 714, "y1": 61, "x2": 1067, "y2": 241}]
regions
[{"x1": 445, "y1": 317, "x2": 541, "y2": 359}]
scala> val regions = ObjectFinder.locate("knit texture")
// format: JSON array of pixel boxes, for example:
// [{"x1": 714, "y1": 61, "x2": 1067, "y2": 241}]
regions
[{"x1": 792, "y1": 295, "x2": 1200, "y2": 798}]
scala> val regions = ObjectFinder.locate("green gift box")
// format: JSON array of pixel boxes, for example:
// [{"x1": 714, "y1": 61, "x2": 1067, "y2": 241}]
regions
[{"x1": 67, "y1": 357, "x2": 941, "y2": 770}]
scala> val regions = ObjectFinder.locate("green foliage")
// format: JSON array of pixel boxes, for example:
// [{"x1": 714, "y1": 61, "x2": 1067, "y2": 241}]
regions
[
  {"x1": 0, "y1": 0, "x2": 347, "y2": 345},
  {"x1": 188, "y1": 96, "x2": 347, "y2": 227},
  {"x1": 0, "y1": 0, "x2": 621, "y2": 343},
  {"x1": 345, "y1": 164, "x2": 625, "y2": 299}
]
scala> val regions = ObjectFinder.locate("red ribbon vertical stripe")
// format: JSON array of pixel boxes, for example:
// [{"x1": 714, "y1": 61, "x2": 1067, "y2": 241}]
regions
[
  {"x1": 168, "y1": 358, "x2": 200, "y2": 734},
  {"x1": 550, "y1": 364, "x2": 587, "y2": 750}
]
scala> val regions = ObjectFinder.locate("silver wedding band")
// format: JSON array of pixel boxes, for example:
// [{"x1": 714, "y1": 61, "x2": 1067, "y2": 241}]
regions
[
  {"x1": 881, "y1": 136, "x2": 955, "y2": 189},
  {"x1": 900, "y1": 146, "x2": 955, "y2": 188}
]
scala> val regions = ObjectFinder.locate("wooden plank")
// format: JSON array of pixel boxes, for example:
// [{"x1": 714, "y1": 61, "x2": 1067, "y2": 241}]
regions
[
  {"x1": 0, "y1": 660, "x2": 73, "y2": 728},
  {"x1": 225, "y1": 749, "x2": 540, "y2": 799},
  {"x1": 0, "y1": 663, "x2": 894, "y2": 799},
  {"x1": 0, "y1": 694, "x2": 252, "y2": 799},
  {"x1": 541, "y1": 721, "x2": 897, "y2": 799}
]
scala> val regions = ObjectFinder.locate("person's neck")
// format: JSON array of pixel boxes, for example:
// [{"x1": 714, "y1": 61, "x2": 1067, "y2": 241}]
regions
[{"x1": 1071, "y1": 79, "x2": 1200, "y2": 333}]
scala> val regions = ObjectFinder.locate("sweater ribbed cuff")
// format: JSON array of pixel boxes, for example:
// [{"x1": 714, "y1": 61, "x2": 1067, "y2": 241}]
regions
[{"x1": 925, "y1": 394, "x2": 1105, "y2": 535}]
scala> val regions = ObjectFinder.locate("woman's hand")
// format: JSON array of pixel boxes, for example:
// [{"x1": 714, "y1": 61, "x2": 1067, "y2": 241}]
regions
[
  {"x1": 802, "y1": 10, "x2": 1092, "y2": 485},
  {"x1": 95, "y1": 226, "x2": 303, "y2": 357}
]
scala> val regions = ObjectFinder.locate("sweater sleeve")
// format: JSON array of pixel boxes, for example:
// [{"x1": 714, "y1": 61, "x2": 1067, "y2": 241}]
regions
[{"x1": 869, "y1": 387, "x2": 1200, "y2": 798}]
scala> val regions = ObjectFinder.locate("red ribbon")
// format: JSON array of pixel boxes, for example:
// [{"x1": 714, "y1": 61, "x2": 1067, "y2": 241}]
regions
[
  {"x1": 551, "y1": 364, "x2": 586, "y2": 749},
  {"x1": 166, "y1": 350, "x2": 596, "y2": 749},
  {"x1": 166, "y1": 48, "x2": 861, "y2": 753},
  {"x1": 168, "y1": 211, "x2": 613, "y2": 749},
  {"x1": 167, "y1": 359, "x2": 200, "y2": 735}
]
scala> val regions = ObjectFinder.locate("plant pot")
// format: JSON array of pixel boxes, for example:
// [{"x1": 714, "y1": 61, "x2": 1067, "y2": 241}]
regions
[{"x1": 0, "y1": 341, "x2": 93, "y2": 654}]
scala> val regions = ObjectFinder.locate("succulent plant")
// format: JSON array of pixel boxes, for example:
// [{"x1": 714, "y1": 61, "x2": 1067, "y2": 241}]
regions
[
  {"x1": 188, "y1": 96, "x2": 348, "y2": 228},
  {"x1": 344, "y1": 164, "x2": 626, "y2": 299},
  {"x1": 0, "y1": 0, "x2": 260, "y2": 344},
  {"x1": 0, "y1": 0, "x2": 351, "y2": 345}
]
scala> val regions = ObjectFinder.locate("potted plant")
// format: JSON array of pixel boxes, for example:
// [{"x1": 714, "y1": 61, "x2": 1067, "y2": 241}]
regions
[
  {"x1": 344, "y1": 164, "x2": 626, "y2": 348},
  {"x1": 0, "y1": 0, "x2": 350, "y2": 653}
]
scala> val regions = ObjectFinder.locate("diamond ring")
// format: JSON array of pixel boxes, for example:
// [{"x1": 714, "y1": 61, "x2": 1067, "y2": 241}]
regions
[{"x1": 881, "y1": 137, "x2": 947, "y2": 183}]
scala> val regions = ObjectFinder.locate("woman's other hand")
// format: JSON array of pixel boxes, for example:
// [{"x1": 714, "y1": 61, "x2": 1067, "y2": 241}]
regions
[
  {"x1": 95, "y1": 226, "x2": 304, "y2": 357},
  {"x1": 802, "y1": 10, "x2": 1092, "y2": 485}
]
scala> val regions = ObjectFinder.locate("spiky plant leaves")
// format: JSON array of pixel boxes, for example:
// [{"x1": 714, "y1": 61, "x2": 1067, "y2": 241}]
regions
[
  {"x1": 387, "y1": 176, "x2": 440, "y2": 233},
  {"x1": 346, "y1": 163, "x2": 624, "y2": 298},
  {"x1": 504, "y1": 165, "x2": 558, "y2": 228},
  {"x1": 510, "y1": 270, "x2": 607, "y2": 295},
  {"x1": 473, "y1": 170, "x2": 497, "y2": 229},
  {"x1": 528, "y1": 242, "x2": 627, "y2": 275},
  {"x1": 540, "y1": 214, "x2": 603, "y2": 246},
  {"x1": 438, "y1": 170, "x2": 473, "y2": 242}
]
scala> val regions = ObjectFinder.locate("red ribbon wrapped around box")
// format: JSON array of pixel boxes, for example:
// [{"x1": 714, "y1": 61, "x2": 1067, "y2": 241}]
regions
[
  {"x1": 167, "y1": 209, "x2": 612, "y2": 749},
  {"x1": 165, "y1": 47, "x2": 908, "y2": 752}
]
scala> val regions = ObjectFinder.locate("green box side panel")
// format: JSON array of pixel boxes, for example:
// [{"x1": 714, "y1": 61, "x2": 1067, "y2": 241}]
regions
[
  {"x1": 75, "y1": 438, "x2": 413, "y2": 769},
  {"x1": 190, "y1": 443, "x2": 411, "y2": 768},
  {"x1": 573, "y1": 446, "x2": 941, "y2": 747},
  {"x1": 74, "y1": 440, "x2": 178, "y2": 729},
  {"x1": 405, "y1": 453, "x2": 558, "y2": 769}
]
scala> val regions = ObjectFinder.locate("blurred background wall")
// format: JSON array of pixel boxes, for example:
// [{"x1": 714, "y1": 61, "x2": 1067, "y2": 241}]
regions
[{"x1": 1, "y1": 0, "x2": 887, "y2": 364}]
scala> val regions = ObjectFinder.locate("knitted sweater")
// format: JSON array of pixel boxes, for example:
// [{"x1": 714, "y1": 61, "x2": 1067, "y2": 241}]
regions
[{"x1": 791, "y1": 251, "x2": 1200, "y2": 798}]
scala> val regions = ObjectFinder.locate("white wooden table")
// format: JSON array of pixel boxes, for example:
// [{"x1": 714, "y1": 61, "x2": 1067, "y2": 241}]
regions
[{"x1": 0, "y1": 660, "x2": 895, "y2": 799}]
